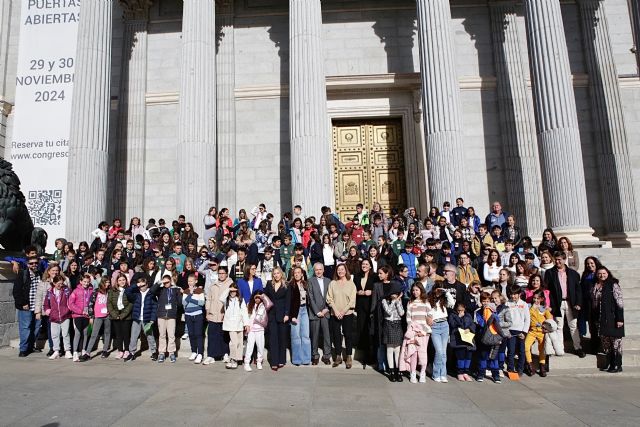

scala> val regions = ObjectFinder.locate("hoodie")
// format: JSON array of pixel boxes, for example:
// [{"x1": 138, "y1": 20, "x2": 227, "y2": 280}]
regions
[
  {"x1": 68, "y1": 285, "x2": 94, "y2": 318},
  {"x1": 44, "y1": 286, "x2": 72, "y2": 323}
]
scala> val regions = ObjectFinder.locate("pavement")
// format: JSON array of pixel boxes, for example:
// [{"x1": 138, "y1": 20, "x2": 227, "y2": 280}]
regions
[{"x1": 0, "y1": 347, "x2": 639, "y2": 427}]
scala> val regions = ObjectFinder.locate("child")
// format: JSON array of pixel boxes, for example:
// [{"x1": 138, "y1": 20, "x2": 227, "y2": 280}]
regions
[
  {"x1": 491, "y1": 290, "x2": 512, "y2": 374},
  {"x1": 279, "y1": 234, "x2": 294, "y2": 271},
  {"x1": 182, "y1": 274, "x2": 206, "y2": 363},
  {"x1": 220, "y1": 284, "x2": 249, "y2": 369},
  {"x1": 68, "y1": 274, "x2": 94, "y2": 362},
  {"x1": 155, "y1": 274, "x2": 182, "y2": 363},
  {"x1": 108, "y1": 274, "x2": 133, "y2": 360},
  {"x1": 524, "y1": 290, "x2": 553, "y2": 377},
  {"x1": 403, "y1": 283, "x2": 431, "y2": 383},
  {"x1": 506, "y1": 284, "x2": 530, "y2": 376},
  {"x1": 86, "y1": 277, "x2": 112, "y2": 359},
  {"x1": 43, "y1": 275, "x2": 72, "y2": 359},
  {"x1": 125, "y1": 277, "x2": 159, "y2": 362},
  {"x1": 448, "y1": 302, "x2": 476, "y2": 381},
  {"x1": 382, "y1": 284, "x2": 405, "y2": 382},
  {"x1": 243, "y1": 290, "x2": 273, "y2": 371},
  {"x1": 474, "y1": 292, "x2": 502, "y2": 383}
]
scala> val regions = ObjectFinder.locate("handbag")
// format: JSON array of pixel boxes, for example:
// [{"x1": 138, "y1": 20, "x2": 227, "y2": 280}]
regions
[{"x1": 481, "y1": 315, "x2": 503, "y2": 346}]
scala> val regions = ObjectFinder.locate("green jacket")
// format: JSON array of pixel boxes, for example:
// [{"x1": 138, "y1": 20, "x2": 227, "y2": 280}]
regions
[{"x1": 107, "y1": 287, "x2": 133, "y2": 320}]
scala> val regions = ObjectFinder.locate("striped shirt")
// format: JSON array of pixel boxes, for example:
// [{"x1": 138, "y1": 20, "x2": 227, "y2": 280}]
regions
[{"x1": 406, "y1": 300, "x2": 432, "y2": 333}]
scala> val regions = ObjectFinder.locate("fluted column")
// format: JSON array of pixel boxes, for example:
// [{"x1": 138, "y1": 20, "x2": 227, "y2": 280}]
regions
[
  {"x1": 415, "y1": 0, "x2": 466, "y2": 206},
  {"x1": 523, "y1": 0, "x2": 595, "y2": 240},
  {"x1": 115, "y1": 1, "x2": 150, "y2": 221},
  {"x1": 66, "y1": 0, "x2": 113, "y2": 242},
  {"x1": 577, "y1": 0, "x2": 640, "y2": 244},
  {"x1": 177, "y1": 0, "x2": 216, "y2": 230},
  {"x1": 216, "y1": 0, "x2": 236, "y2": 213},
  {"x1": 289, "y1": 0, "x2": 332, "y2": 217},
  {"x1": 489, "y1": 1, "x2": 546, "y2": 237}
]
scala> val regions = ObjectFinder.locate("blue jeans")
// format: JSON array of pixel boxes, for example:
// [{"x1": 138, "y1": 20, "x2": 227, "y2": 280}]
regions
[
  {"x1": 17, "y1": 310, "x2": 40, "y2": 352},
  {"x1": 377, "y1": 345, "x2": 388, "y2": 371},
  {"x1": 290, "y1": 306, "x2": 311, "y2": 365},
  {"x1": 430, "y1": 321, "x2": 449, "y2": 379},
  {"x1": 477, "y1": 345, "x2": 500, "y2": 378},
  {"x1": 507, "y1": 330, "x2": 526, "y2": 372}
]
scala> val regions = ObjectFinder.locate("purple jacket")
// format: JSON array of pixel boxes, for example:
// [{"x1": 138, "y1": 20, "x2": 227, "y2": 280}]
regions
[
  {"x1": 44, "y1": 287, "x2": 72, "y2": 323},
  {"x1": 68, "y1": 285, "x2": 94, "y2": 318}
]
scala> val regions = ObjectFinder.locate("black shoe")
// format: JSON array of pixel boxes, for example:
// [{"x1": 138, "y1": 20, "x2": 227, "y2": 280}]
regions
[
  {"x1": 395, "y1": 369, "x2": 403, "y2": 383},
  {"x1": 124, "y1": 354, "x2": 134, "y2": 362},
  {"x1": 31, "y1": 348, "x2": 42, "y2": 353},
  {"x1": 101, "y1": 351, "x2": 109, "y2": 359},
  {"x1": 387, "y1": 370, "x2": 396, "y2": 382},
  {"x1": 46, "y1": 349, "x2": 55, "y2": 357},
  {"x1": 80, "y1": 354, "x2": 90, "y2": 362},
  {"x1": 150, "y1": 352, "x2": 158, "y2": 361},
  {"x1": 322, "y1": 357, "x2": 331, "y2": 365},
  {"x1": 576, "y1": 349, "x2": 586, "y2": 358},
  {"x1": 18, "y1": 351, "x2": 28, "y2": 358}
]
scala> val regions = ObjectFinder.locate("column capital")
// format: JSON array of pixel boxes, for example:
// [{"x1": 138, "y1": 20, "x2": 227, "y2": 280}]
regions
[
  {"x1": 0, "y1": 98, "x2": 12, "y2": 116},
  {"x1": 120, "y1": 0, "x2": 152, "y2": 20}
]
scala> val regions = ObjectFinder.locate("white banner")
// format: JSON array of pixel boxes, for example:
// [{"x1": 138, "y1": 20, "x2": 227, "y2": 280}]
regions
[{"x1": 8, "y1": 0, "x2": 80, "y2": 250}]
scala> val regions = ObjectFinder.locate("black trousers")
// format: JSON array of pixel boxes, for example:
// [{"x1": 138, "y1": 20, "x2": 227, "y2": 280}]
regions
[
  {"x1": 331, "y1": 314, "x2": 354, "y2": 357},
  {"x1": 112, "y1": 319, "x2": 132, "y2": 352},
  {"x1": 268, "y1": 321, "x2": 288, "y2": 367}
]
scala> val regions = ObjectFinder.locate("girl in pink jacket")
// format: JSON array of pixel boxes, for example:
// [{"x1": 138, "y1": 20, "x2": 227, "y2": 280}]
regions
[
  {"x1": 44, "y1": 275, "x2": 72, "y2": 360},
  {"x1": 68, "y1": 274, "x2": 94, "y2": 362}
]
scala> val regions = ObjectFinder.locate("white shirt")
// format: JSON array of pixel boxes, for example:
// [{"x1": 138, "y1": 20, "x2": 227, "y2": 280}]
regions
[
  {"x1": 316, "y1": 276, "x2": 325, "y2": 296},
  {"x1": 323, "y1": 245, "x2": 334, "y2": 266},
  {"x1": 139, "y1": 289, "x2": 149, "y2": 319}
]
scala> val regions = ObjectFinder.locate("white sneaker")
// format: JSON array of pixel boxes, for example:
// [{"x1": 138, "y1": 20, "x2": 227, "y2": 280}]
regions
[
  {"x1": 49, "y1": 351, "x2": 60, "y2": 360},
  {"x1": 230, "y1": 360, "x2": 238, "y2": 369},
  {"x1": 440, "y1": 376, "x2": 449, "y2": 383},
  {"x1": 64, "y1": 351, "x2": 73, "y2": 359},
  {"x1": 203, "y1": 357, "x2": 214, "y2": 365},
  {"x1": 194, "y1": 354, "x2": 202, "y2": 364},
  {"x1": 500, "y1": 370, "x2": 505, "y2": 378},
  {"x1": 257, "y1": 361, "x2": 263, "y2": 370},
  {"x1": 181, "y1": 333, "x2": 188, "y2": 340},
  {"x1": 223, "y1": 353, "x2": 230, "y2": 363},
  {"x1": 433, "y1": 377, "x2": 442, "y2": 383},
  {"x1": 73, "y1": 352, "x2": 79, "y2": 362},
  {"x1": 410, "y1": 372, "x2": 417, "y2": 384},
  {"x1": 188, "y1": 352, "x2": 197, "y2": 361},
  {"x1": 244, "y1": 363, "x2": 253, "y2": 372},
  {"x1": 419, "y1": 372, "x2": 426, "y2": 383}
]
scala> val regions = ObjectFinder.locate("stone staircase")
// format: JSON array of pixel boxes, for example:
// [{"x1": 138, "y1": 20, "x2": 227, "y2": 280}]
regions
[{"x1": 553, "y1": 247, "x2": 640, "y2": 370}]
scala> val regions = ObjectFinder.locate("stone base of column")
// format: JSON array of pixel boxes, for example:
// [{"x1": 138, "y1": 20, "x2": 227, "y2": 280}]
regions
[
  {"x1": 605, "y1": 232, "x2": 640, "y2": 248},
  {"x1": 552, "y1": 226, "x2": 606, "y2": 248}
]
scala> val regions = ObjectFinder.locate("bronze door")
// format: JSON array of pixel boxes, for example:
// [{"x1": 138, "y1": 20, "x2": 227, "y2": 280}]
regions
[{"x1": 332, "y1": 119, "x2": 406, "y2": 221}]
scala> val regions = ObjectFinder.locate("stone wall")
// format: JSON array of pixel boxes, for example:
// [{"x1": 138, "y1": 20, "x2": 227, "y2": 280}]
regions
[{"x1": 0, "y1": 261, "x2": 17, "y2": 348}]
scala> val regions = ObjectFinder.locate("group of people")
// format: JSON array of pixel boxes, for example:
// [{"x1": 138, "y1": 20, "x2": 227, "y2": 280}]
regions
[{"x1": 11, "y1": 198, "x2": 625, "y2": 382}]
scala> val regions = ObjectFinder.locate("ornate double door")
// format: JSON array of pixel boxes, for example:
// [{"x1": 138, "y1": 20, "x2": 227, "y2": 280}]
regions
[{"x1": 332, "y1": 119, "x2": 407, "y2": 221}]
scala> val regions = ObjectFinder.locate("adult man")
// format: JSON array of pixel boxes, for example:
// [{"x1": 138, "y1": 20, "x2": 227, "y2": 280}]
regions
[
  {"x1": 485, "y1": 201, "x2": 508, "y2": 230},
  {"x1": 308, "y1": 263, "x2": 332, "y2": 365},
  {"x1": 12, "y1": 256, "x2": 42, "y2": 357},
  {"x1": 451, "y1": 197, "x2": 467, "y2": 227},
  {"x1": 544, "y1": 251, "x2": 585, "y2": 357},
  {"x1": 415, "y1": 264, "x2": 434, "y2": 294},
  {"x1": 441, "y1": 263, "x2": 467, "y2": 308}
]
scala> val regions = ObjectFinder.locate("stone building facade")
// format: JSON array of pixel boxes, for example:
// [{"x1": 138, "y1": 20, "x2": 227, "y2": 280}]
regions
[{"x1": 2, "y1": 0, "x2": 640, "y2": 245}]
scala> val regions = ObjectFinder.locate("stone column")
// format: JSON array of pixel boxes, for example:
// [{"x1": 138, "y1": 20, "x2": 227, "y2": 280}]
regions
[
  {"x1": 177, "y1": 0, "x2": 216, "y2": 229},
  {"x1": 415, "y1": 0, "x2": 466, "y2": 207},
  {"x1": 578, "y1": 0, "x2": 640, "y2": 245},
  {"x1": 0, "y1": 0, "x2": 11, "y2": 152},
  {"x1": 289, "y1": 0, "x2": 332, "y2": 217},
  {"x1": 66, "y1": 0, "x2": 113, "y2": 242},
  {"x1": 523, "y1": 0, "x2": 595, "y2": 241},
  {"x1": 115, "y1": 0, "x2": 150, "y2": 220},
  {"x1": 216, "y1": 0, "x2": 236, "y2": 213},
  {"x1": 489, "y1": 1, "x2": 546, "y2": 237}
]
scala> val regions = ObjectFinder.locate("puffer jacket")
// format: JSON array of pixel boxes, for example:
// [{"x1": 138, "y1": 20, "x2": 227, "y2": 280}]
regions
[
  {"x1": 126, "y1": 283, "x2": 159, "y2": 322},
  {"x1": 68, "y1": 285, "x2": 94, "y2": 318},
  {"x1": 219, "y1": 288, "x2": 249, "y2": 332},
  {"x1": 205, "y1": 277, "x2": 232, "y2": 323},
  {"x1": 43, "y1": 286, "x2": 72, "y2": 323},
  {"x1": 495, "y1": 303, "x2": 513, "y2": 339}
]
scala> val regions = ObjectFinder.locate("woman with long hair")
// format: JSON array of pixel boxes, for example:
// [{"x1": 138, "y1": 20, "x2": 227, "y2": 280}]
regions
[
  {"x1": 371, "y1": 264, "x2": 398, "y2": 372},
  {"x1": 203, "y1": 206, "x2": 218, "y2": 244},
  {"x1": 264, "y1": 267, "x2": 290, "y2": 370},
  {"x1": 354, "y1": 259, "x2": 376, "y2": 366},
  {"x1": 558, "y1": 236, "x2": 579, "y2": 271},
  {"x1": 289, "y1": 267, "x2": 311, "y2": 365},
  {"x1": 538, "y1": 228, "x2": 558, "y2": 254},
  {"x1": 591, "y1": 267, "x2": 625, "y2": 372},
  {"x1": 428, "y1": 283, "x2": 455, "y2": 383},
  {"x1": 580, "y1": 256, "x2": 603, "y2": 346},
  {"x1": 326, "y1": 263, "x2": 357, "y2": 368}
]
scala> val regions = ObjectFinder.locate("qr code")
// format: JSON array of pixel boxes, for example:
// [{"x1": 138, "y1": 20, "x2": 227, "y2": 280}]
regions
[{"x1": 27, "y1": 190, "x2": 63, "y2": 226}]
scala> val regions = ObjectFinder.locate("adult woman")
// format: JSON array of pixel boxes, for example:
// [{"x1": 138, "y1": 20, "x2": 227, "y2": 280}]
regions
[
  {"x1": 370, "y1": 265, "x2": 397, "y2": 371},
  {"x1": 264, "y1": 267, "x2": 290, "y2": 370},
  {"x1": 289, "y1": 267, "x2": 311, "y2": 366},
  {"x1": 354, "y1": 259, "x2": 375, "y2": 365},
  {"x1": 558, "y1": 237, "x2": 579, "y2": 271},
  {"x1": 483, "y1": 249, "x2": 501, "y2": 286},
  {"x1": 538, "y1": 250, "x2": 554, "y2": 279},
  {"x1": 345, "y1": 246, "x2": 362, "y2": 277},
  {"x1": 321, "y1": 234, "x2": 335, "y2": 279},
  {"x1": 456, "y1": 252, "x2": 479, "y2": 287},
  {"x1": 428, "y1": 284, "x2": 455, "y2": 382},
  {"x1": 326, "y1": 263, "x2": 357, "y2": 368},
  {"x1": 580, "y1": 256, "x2": 602, "y2": 344},
  {"x1": 203, "y1": 207, "x2": 218, "y2": 243},
  {"x1": 107, "y1": 274, "x2": 133, "y2": 359},
  {"x1": 36, "y1": 263, "x2": 63, "y2": 356},
  {"x1": 524, "y1": 274, "x2": 550, "y2": 307},
  {"x1": 538, "y1": 228, "x2": 558, "y2": 254},
  {"x1": 591, "y1": 267, "x2": 624, "y2": 372}
]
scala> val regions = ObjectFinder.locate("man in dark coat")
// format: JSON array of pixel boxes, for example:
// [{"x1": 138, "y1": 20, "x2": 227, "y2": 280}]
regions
[{"x1": 544, "y1": 251, "x2": 585, "y2": 357}]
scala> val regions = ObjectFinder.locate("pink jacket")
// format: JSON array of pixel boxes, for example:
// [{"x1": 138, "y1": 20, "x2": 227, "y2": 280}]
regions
[
  {"x1": 399, "y1": 323, "x2": 429, "y2": 372},
  {"x1": 44, "y1": 287, "x2": 72, "y2": 323},
  {"x1": 249, "y1": 294, "x2": 273, "y2": 331},
  {"x1": 68, "y1": 286, "x2": 93, "y2": 318}
]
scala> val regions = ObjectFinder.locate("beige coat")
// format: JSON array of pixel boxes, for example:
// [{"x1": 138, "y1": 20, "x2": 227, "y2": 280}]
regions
[
  {"x1": 34, "y1": 280, "x2": 51, "y2": 315},
  {"x1": 205, "y1": 277, "x2": 233, "y2": 322}
]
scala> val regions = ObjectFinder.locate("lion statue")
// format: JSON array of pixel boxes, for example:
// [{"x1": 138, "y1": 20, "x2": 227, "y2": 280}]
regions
[{"x1": 0, "y1": 158, "x2": 35, "y2": 251}]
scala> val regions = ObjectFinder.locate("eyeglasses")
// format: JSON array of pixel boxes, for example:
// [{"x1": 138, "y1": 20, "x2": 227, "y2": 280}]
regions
[
  {"x1": 444, "y1": 270, "x2": 455, "y2": 274},
  {"x1": 28, "y1": 262, "x2": 38, "y2": 266}
]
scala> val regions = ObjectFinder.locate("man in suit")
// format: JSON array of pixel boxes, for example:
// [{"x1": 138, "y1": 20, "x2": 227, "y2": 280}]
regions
[
  {"x1": 308, "y1": 263, "x2": 332, "y2": 365},
  {"x1": 544, "y1": 251, "x2": 585, "y2": 358}
]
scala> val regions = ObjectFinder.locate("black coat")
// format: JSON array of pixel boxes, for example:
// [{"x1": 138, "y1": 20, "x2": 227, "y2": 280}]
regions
[
  {"x1": 354, "y1": 273, "x2": 376, "y2": 314},
  {"x1": 544, "y1": 266, "x2": 582, "y2": 317},
  {"x1": 265, "y1": 281, "x2": 291, "y2": 323},
  {"x1": 448, "y1": 312, "x2": 476, "y2": 349},
  {"x1": 12, "y1": 268, "x2": 35, "y2": 309},
  {"x1": 597, "y1": 280, "x2": 625, "y2": 338}
]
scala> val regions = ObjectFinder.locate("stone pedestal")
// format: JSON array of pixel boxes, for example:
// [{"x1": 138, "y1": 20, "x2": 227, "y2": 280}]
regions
[{"x1": 0, "y1": 261, "x2": 18, "y2": 348}]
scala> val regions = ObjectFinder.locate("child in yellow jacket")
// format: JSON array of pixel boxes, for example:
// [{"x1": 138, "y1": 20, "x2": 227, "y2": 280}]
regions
[{"x1": 524, "y1": 290, "x2": 553, "y2": 377}]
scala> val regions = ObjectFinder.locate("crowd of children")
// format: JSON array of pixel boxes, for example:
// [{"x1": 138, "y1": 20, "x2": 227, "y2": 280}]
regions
[{"x1": 11, "y1": 198, "x2": 626, "y2": 381}]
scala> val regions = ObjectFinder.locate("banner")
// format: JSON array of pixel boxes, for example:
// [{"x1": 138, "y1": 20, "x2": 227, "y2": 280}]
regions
[{"x1": 8, "y1": 0, "x2": 80, "y2": 250}]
